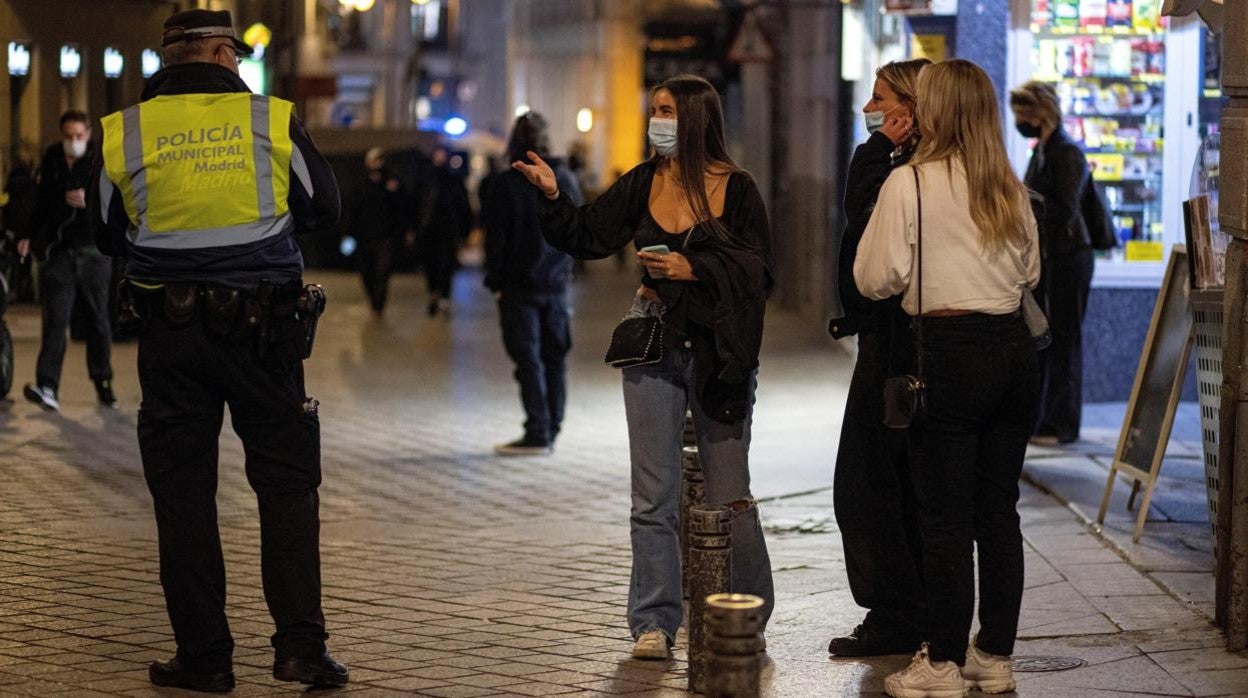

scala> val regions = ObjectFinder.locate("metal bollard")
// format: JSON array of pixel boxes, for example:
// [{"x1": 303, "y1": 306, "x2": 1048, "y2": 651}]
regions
[
  {"x1": 680, "y1": 444, "x2": 705, "y2": 601},
  {"x1": 705, "y1": 594, "x2": 765, "y2": 698},
  {"x1": 687, "y1": 505, "x2": 731, "y2": 694}
]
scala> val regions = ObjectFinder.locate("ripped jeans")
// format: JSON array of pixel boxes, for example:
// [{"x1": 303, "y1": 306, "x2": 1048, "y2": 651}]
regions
[{"x1": 621, "y1": 295, "x2": 774, "y2": 641}]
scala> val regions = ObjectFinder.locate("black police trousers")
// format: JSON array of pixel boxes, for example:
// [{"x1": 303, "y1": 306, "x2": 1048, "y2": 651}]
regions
[
  {"x1": 136, "y1": 312, "x2": 325, "y2": 673},
  {"x1": 833, "y1": 313, "x2": 926, "y2": 638}
]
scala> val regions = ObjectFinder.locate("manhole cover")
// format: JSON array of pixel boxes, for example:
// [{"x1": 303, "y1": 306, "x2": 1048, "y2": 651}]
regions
[{"x1": 1011, "y1": 656, "x2": 1087, "y2": 673}]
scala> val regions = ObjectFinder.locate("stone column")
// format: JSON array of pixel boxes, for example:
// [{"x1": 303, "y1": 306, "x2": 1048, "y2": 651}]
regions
[{"x1": 1218, "y1": 0, "x2": 1248, "y2": 652}]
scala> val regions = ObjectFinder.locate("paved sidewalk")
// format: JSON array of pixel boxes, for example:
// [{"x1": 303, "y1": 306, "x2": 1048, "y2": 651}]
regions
[{"x1": 0, "y1": 264, "x2": 1244, "y2": 696}]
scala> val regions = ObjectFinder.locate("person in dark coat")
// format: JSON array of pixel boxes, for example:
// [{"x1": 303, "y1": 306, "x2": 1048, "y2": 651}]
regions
[
  {"x1": 1010, "y1": 80, "x2": 1095, "y2": 445},
  {"x1": 482, "y1": 113, "x2": 582, "y2": 455},
  {"x1": 19, "y1": 110, "x2": 115, "y2": 411},
  {"x1": 349, "y1": 147, "x2": 404, "y2": 317},
  {"x1": 418, "y1": 146, "x2": 472, "y2": 317},
  {"x1": 826, "y1": 58, "x2": 930, "y2": 658}
]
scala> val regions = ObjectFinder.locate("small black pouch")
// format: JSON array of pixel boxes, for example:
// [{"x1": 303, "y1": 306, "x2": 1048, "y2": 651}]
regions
[
  {"x1": 604, "y1": 316, "x2": 663, "y2": 368},
  {"x1": 883, "y1": 374, "x2": 926, "y2": 429},
  {"x1": 203, "y1": 286, "x2": 243, "y2": 337},
  {"x1": 163, "y1": 283, "x2": 199, "y2": 326}
]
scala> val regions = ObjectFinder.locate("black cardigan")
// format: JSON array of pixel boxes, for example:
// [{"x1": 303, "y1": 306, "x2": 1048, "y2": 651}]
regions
[
  {"x1": 1025, "y1": 127, "x2": 1092, "y2": 259},
  {"x1": 537, "y1": 159, "x2": 773, "y2": 423},
  {"x1": 830, "y1": 131, "x2": 911, "y2": 339}
]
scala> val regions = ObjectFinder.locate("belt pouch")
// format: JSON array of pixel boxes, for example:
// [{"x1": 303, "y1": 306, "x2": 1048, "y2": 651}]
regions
[
  {"x1": 163, "y1": 284, "x2": 199, "y2": 326},
  {"x1": 203, "y1": 286, "x2": 243, "y2": 337}
]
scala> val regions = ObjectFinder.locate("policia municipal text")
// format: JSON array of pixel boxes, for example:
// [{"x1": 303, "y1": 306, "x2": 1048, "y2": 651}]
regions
[{"x1": 89, "y1": 10, "x2": 346, "y2": 692}]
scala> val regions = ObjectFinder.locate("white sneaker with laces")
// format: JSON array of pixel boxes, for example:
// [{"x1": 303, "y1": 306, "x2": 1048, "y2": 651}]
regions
[
  {"x1": 23, "y1": 384, "x2": 59, "y2": 411},
  {"x1": 884, "y1": 643, "x2": 967, "y2": 698},
  {"x1": 962, "y1": 643, "x2": 1015, "y2": 694},
  {"x1": 631, "y1": 630, "x2": 670, "y2": 660}
]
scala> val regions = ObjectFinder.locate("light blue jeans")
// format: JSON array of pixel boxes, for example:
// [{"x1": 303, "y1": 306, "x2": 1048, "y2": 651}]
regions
[{"x1": 621, "y1": 296, "x2": 775, "y2": 642}]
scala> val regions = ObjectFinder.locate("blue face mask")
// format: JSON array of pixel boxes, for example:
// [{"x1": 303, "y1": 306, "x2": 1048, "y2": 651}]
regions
[
  {"x1": 864, "y1": 104, "x2": 900, "y2": 135},
  {"x1": 648, "y1": 118, "x2": 678, "y2": 157}
]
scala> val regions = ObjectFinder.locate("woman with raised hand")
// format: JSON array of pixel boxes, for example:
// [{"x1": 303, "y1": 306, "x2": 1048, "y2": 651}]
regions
[
  {"x1": 512, "y1": 74, "x2": 774, "y2": 660},
  {"x1": 827, "y1": 57, "x2": 931, "y2": 660},
  {"x1": 855, "y1": 59, "x2": 1041, "y2": 697}
]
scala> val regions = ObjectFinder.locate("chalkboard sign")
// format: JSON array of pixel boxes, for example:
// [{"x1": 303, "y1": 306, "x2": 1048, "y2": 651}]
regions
[{"x1": 1097, "y1": 246, "x2": 1194, "y2": 543}]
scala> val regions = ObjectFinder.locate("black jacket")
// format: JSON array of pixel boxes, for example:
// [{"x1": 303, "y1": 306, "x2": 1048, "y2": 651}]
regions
[
  {"x1": 91, "y1": 62, "x2": 341, "y2": 288},
  {"x1": 830, "y1": 131, "x2": 911, "y2": 339},
  {"x1": 29, "y1": 141, "x2": 97, "y2": 258},
  {"x1": 481, "y1": 160, "x2": 582, "y2": 294},
  {"x1": 1025, "y1": 127, "x2": 1092, "y2": 259},
  {"x1": 538, "y1": 160, "x2": 773, "y2": 423},
  {"x1": 347, "y1": 170, "x2": 404, "y2": 244}
]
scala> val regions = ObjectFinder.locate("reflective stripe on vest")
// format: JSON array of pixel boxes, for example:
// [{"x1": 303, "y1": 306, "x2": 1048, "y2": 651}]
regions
[{"x1": 101, "y1": 93, "x2": 295, "y2": 250}]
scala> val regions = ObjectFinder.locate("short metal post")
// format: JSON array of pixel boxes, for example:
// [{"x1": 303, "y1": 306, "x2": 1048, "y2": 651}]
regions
[
  {"x1": 706, "y1": 593, "x2": 765, "y2": 698},
  {"x1": 680, "y1": 444, "x2": 704, "y2": 600},
  {"x1": 687, "y1": 505, "x2": 731, "y2": 695}
]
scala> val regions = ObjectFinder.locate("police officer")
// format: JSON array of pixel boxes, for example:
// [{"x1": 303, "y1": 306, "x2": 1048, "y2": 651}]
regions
[{"x1": 91, "y1": 10, "x2": 346, "y2": 692}]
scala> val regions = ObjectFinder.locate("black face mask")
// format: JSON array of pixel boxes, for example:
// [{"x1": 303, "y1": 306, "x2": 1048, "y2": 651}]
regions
[{"x1": 1016, "y1": 122, "x2": 1042, "y2": 139}]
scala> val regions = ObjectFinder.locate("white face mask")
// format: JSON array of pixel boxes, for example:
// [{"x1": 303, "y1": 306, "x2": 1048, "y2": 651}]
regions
[
  {"x1": 863, "y1": 104, "x2": 900, "y2": 135},
  {"x1": 648, "y1": 117, "x2": 678, "y2": 157},
  {"x1": 63, "y1": 138, "x2": 87, "y2": 159}
]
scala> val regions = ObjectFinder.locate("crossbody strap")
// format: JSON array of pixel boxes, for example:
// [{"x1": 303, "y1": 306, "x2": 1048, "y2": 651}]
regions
[{"x1": 912, "y1": 166, "x2": 923, "y2": 379}]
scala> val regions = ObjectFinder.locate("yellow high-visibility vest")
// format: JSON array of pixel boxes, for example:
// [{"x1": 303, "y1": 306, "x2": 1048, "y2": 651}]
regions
[{"x1": 100, "y1": 93, "x2": 294, "y2": 250}]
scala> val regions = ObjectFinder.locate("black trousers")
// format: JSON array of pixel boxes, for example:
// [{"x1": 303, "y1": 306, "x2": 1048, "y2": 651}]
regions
[
  {"x1": 909, "y1": 313, "x2": 1039, "y2": 665},
  {"x1": 833, "y1": 313, "x2": 925, "y2": 637},
  {"x1": 1034, "y1": 248, "x2": 1093, "y2": 442},
  {"x1": 498, "y1": 290, "x2": 571, "y2": 443},
  {"x1": 136, "y1": 312, "x2": 326, "y2": 672},
  {"x1": 36, "y1": 248, "x2": 113, "y2": 391},
  {"x1": 358, "y1": 238, "x2": 396, "y2": 312}
]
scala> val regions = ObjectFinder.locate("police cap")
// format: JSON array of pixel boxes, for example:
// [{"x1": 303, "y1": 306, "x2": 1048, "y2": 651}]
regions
[{"x1": 161, "y1": 9, "x2": 253, "y2": 56}]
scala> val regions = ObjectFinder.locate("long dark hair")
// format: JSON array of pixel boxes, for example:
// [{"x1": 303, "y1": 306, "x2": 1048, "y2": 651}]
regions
[
  {"x1": 650, "y1": 75, "x2": 739, "y2": 240},
  {"x1": 507, "y1": 111, "x2": 551, "y2": 164}
]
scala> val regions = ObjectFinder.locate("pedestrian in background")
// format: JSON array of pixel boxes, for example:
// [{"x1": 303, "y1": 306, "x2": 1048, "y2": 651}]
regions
[
  {"x1": 856, "y1": 59, "x2": 1040, "y2": 697},
  {"x1": 92, "y1": 9, "x2": 347, "y2": 692},
  {"x1": 349, "y1": 147, "x2": 403, "y2": 318},
  {"x1": 1011, "y1": 80, "x2": 1094, "y2": 446},
  {"x1": 20, "y1": 110, "x2": 115, "y2": 411},
  {"x1": 513, "y1": 74, "x2": 775, "y2": 661},
  {"x1": 826, "y1": 57, "x2": 930, "y2": 659},
  {"x1": 418, "y1": 146, "x2": 472, "y2": 318},
  {"x1": 481, "y1": 112, "x2": 582, "y2": 456}
]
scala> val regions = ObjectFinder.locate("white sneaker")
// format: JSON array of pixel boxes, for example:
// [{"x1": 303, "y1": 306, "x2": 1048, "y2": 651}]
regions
[
  {"x1": 23, "y1": 384, "x2": 59, "y2": 411},
  {"x1": 884, "y1": 643, "x2": 967, "y2": 698},
  {"x1": 631, "y1": 630, "x2": 670, "y2": 660},
  {"x1": 962, "y1": 643, "x2": 1015, "y2": 694}
]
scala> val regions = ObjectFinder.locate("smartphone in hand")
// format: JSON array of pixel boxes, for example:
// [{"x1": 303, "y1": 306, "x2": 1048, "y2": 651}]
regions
[{"x1": 639, "y1": 244, "x2": 670, "y2": 279}]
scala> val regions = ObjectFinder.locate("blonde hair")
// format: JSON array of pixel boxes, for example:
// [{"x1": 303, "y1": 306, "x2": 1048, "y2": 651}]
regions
[
  {"x1": 912, "y1": 60, "x2": 1032, "y2": 253},
  {"x1": 876, "y1": 58, "x2": 932, "y2": 111},
  {"x1": 1008, "y1": 80, "x2": 1062, "y2": 131}
]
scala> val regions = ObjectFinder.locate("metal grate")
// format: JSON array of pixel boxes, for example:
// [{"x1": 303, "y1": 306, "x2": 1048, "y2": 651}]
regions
[{"x1": 1192, "y1": 291, "x2": 1225, "y2": 568}]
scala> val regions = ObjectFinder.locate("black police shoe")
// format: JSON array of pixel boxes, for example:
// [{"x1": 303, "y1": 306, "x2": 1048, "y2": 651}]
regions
[
  {"x1": 828, "y1": 623, "x2": 922, "y2": 657},
  {"x1": 149, "y1": 656, "x2": 235, "y2": 692},
  {"x1": 273, "y1": 651, "x2": 349, "y2": 687}
]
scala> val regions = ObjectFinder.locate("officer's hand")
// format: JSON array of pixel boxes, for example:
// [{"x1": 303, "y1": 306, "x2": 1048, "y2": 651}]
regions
[
  {"x1": 16, "y1": 239, "x2": 30, "y2": 258},
  {"x1": 65, "y1": 188, "x2": 86, "y2": 210},
  {"x1": 511, "y1": 151, "x2": 558, "y2": 199}
]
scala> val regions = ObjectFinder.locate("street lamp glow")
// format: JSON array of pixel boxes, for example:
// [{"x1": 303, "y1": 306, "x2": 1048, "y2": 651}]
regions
[
  {"x1": 443, "y1": 117, "x2": 468, "y2": 137},
  {"x1": 576, "y1": 108, "x2": 593, "y2": 133},
  {"x1": 354, "y1": 0, "x2": 376, "y2": 9},
  {"x1": 514, "y1": 104, "x2": 530, "y2": 117},
  {"x1": 412, "y1": 0, "x2": 432, "y2": 4}
]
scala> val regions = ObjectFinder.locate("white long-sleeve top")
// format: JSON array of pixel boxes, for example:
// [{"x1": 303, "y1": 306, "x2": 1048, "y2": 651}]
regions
[{"x1": 854, "y1": 160, "x2": 1040, "y2": 316}]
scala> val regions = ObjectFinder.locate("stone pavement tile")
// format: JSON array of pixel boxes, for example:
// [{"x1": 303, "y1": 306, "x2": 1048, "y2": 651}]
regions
[
  {"x1": 1086, "y1": 594, "x2": 1211, "y2": 632},
  {"x1": 1061, "y1": 561, "x2": 1168, "y2": 597},
  {"x1": 420, "y1": 685, "x2": 499, "y2": 698},
  {"x1": 1014, "y1": 655, "x2": 1195, "y2": 696},
  {"x1": 1148, "y1": 647, "x2": 1248, "y2": 696},
  {"x1": 493, "y1": 681, "x2": 581, "y2": 696}
]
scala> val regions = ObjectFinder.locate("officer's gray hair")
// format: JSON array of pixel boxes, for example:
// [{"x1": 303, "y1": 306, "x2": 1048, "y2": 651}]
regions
[{"x1": 162, "y1": 37, "x2": 224, "y2": 66}]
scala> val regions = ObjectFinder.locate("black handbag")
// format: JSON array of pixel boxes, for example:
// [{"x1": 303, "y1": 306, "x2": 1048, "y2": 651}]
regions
[
  {"x1": 604, "y1": 314, "x2": 664, "y2": 368},
  {"x1": 883, "y1": 167, "x2": 927, "y2": 430},
  {"x1": 1082, "y1": 179, "x2": 1117, "y2": 250}
]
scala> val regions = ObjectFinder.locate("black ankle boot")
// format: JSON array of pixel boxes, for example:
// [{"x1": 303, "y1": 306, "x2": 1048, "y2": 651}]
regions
[
  {"x1": 149, "y1": 656, "x2": 235, "y2": 692},
  {"x1": 273, "y1": 650, "x2": 349, "y2": 687}
]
